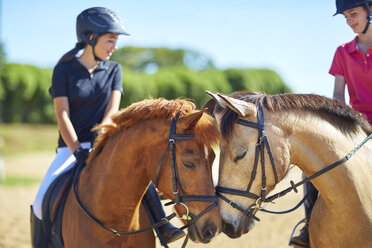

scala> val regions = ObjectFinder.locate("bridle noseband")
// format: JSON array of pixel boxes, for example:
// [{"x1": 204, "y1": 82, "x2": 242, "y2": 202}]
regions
[{"x1": 72, "y1": 114, "x2": 218, "y2": 239}]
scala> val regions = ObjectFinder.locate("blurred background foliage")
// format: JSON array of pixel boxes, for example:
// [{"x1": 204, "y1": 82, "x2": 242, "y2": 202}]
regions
[{"x1": 0, "y1": 46, "x2": 292, "y2": 124}]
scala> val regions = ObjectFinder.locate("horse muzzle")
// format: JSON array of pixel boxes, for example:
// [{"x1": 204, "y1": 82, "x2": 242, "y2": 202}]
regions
[
  {"x1": 222, "y1": 216, "x2": 255, "y2": 239},
  {"x1": 188, "y1": 220, "x2": 219, "y2": 243}
]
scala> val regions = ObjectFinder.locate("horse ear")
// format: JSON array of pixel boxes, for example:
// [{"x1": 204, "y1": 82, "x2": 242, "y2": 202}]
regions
[
  {"x1": 205, "y1": 90, "x2": 229, "y2": 109},
  {"x1": 216, "y1": 93, "x2": 256, "y2": 117},
  {"x1": 179, "y1": 110, "x2": 205, "y2": 130},
  {"x1": 202, "y1": 98, "x2": 216, "y2": 115}
]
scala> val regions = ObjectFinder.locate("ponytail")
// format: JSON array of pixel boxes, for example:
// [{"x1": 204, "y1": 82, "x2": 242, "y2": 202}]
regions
[{"x1": 57, "y1": 42, "x2": 85, "y2": 64}]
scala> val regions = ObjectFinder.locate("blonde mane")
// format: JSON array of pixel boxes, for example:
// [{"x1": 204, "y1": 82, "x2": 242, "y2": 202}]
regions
[
  {"x1": 219, "y1": 92, "x2": 372, "y2": 138},
  {"x1": 88, "y1": 98, "x2": 220, "y2": 162}
]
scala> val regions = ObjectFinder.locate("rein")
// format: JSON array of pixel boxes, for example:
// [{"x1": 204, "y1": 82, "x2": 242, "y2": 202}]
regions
[
  {"x1": 263, "y1": 131, "x2": 372, "y2": 210},
  {"x1": 72, "y1": 114, "x2": 218, "y2": 241},
  {"x1": 216, "y1": 104, "x2": 372, "y2": 219}
]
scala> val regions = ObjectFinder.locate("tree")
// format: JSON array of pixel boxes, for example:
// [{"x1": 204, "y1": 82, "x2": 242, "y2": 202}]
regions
[
  {"x1": 110, "y1": 46, "x2": 215, "y2": 73},
  {"x1": 0, "y1": 42, "x2": 5, "y2": 68},
  {"x1": 0, "y1": 42, "x2": 5, "y2": 122}
]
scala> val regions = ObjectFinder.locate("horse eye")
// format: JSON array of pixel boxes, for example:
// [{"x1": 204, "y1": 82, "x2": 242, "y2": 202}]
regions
[
  {"x1": 182, "y1": 161, "x2": 195, "y2": 169},
  {"x1": 234, "y1": 151, "x2": 247, "y2": 163}
]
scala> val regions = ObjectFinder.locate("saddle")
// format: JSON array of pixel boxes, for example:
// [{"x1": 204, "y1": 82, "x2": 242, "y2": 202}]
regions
[{"x1": 41, "y1": 169, "x2": 74, "y2": 248}]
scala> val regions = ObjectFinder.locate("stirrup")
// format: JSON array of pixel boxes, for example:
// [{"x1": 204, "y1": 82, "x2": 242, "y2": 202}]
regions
[{"x1": 288, "y1": 218, "x2": 309, "y2": 247}]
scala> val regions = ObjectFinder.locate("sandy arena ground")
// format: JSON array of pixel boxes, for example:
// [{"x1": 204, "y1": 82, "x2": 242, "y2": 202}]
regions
[{"x1": 0, "y1": 152, "x2": 305, "y2": 248}]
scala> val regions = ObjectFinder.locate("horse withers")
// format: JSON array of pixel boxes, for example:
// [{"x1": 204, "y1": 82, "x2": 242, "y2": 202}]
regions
[
  {"x1": 206, "y1": 91, "x2": 372, "y2": 248},
  {"x1": 57, "y1": 98, "x2": 222, "y2": 247}
]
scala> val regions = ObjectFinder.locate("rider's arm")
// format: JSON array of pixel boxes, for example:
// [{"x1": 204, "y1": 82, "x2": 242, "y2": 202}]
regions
[
  {"x1": 54, "y1": 96, "x2": 81, "y2": 153},
  {"x1": 100, "y1": 90, "x2": 122, "y2": 125},
  {"x1": 333, "y1": 74, "x2": 346, "y2": 103}
]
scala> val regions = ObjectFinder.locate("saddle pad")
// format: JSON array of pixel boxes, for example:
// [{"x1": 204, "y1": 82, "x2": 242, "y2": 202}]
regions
[{"x1": 41, "y1": 169, "x2": 73, "y2": 248}]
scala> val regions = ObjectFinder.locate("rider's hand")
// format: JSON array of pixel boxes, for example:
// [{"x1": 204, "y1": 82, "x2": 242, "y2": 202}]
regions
[{"x1": 73, "y1": 147, "x2": 90, "y2": 165}]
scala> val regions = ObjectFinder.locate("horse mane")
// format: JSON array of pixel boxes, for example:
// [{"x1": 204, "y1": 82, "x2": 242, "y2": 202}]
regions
[
  {"x1": 88, "y1": 98, "x2": 220, "y2": 162},
  {"x1": 218, "y1": 91, "x2": 372, "y2": 138}
]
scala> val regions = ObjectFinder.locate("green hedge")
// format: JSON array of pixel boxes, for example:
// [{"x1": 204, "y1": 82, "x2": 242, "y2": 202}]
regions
[
  {"x1": 0, "y1": 64, "x2": 54, "y2": 123},
  {"x1": 0, "y1": 63, "x2": 291, "y2": 124},
  {"x1": 122, "y1": 66, "x2": 291, "y2": 108}
]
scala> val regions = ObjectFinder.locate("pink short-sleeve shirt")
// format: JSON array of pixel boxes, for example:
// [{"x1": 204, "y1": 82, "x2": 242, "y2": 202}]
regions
[{"x1": 329, "y1": 36, "x2": 372, "y2": 122}]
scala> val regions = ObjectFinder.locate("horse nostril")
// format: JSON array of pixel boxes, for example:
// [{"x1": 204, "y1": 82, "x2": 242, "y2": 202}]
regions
[{"x1": 203, "y1": 225, "x2": 217, "y2": 240}]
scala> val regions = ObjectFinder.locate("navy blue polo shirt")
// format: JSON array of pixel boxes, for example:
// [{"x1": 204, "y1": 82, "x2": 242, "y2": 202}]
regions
[{"x1": 49, "y1": 58, "x2": 123, "y2": 148}]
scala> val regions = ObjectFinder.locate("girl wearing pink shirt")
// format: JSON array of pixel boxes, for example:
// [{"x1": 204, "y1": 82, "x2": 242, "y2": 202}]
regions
[
  {"x1": 330, "y1": 0, "x2": 372, "y2": 123},
  {"x1": 290, "y1": 1, "x2": 372, "y2": 247}
]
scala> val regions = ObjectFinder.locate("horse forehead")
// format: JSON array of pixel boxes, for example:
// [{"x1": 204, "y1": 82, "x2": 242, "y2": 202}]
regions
[
  {"x1": 226, "y1": 126, "x2": 257, "y2": 148},
  {"x1": 178, "y1": 140, "x2": 208, "y2": 156},
  {"x1": 235, "y1": 122, "x2": 257, "y2": 135}
]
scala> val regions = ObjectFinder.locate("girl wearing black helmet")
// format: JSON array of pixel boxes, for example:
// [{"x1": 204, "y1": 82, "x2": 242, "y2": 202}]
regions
[
  {"x1": 290, "y1": 1, "x2": 372, "y2": 247},
  {"x1": 30, "y1": 7, "x2": 184, "y2": 247}
]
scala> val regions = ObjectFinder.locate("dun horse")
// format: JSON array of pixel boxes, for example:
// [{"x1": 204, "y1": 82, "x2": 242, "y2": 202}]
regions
[
  {"x1": 61, "y1": 98, "x2": 221, "y2": 247},
  {"x1": 206, "y1": 91, "x2": 372, "y2": 248}
]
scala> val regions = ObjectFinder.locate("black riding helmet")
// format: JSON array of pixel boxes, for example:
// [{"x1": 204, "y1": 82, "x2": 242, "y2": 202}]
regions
[
  {"x1": 76, "y1": 7, "x2": 129, "y2": 61},
  {"x1": 334, "y1": 0, "x2": 372, "y2": 34}
]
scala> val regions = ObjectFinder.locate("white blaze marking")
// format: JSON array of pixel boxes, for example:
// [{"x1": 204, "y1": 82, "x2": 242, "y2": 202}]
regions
[{"x1": 204, "y1": 145, "x2": 209, "y2": 159}]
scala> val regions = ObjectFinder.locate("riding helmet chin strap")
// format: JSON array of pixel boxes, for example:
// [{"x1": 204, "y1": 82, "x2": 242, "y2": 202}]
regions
[
  {"x1": 83, "y1": 33, "x2": 102, "y2": 62},
  {"x1": 362, "y1": 2, "x2": 372, "y2": 34},
  {"x1": 91, "y1": 34, "x2": 103, "y2": 62}
]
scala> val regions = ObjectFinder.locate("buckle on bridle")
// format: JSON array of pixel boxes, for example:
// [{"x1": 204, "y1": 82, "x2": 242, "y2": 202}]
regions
[
  {"x1": 160, "y1": 217, "x2": 169, "y2": 224},
  {"x1": 252, "y1": 197, "x2": 262, "y2": 210},
  {"x1": 110, "y1": 228, "x2": 121, "y2": 237},
  {"x1": 172, "y1": 202, "x2": 192, "y2": 221}
]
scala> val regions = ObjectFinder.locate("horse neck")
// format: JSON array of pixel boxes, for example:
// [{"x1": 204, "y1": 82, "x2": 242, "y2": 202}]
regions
[
  {"x1": 281, "y1": 111, "x2": 372, "y2": 209},
  {"x1": 78, "y1": 121, "x2": 167, "y2": 229}
]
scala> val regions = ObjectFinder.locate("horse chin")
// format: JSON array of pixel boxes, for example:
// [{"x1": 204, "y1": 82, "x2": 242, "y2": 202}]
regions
[
  {"x1": 242, "y1": 215, "x2": 255, "y2": 234},
  {"x1": 222, "y1": 217, "x2": 255, "y2": 239},
  {"x1": 187, "y1": 220, "x2": 219, "y2": 244}
]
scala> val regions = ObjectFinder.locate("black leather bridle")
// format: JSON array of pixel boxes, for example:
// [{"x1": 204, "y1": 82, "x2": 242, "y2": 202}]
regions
[
  {"x1": 72, "y1": 114, "x2": 218, "y2": 240},
  {"x1": 215, "y1": 104, "x2": 372, "y2": 220},
  {"x1": 154, "y1": 113, "x2": 219, "y2": 225},
  {"x1": 215, "y1": 105, "x2": 278, "y2": 221}
]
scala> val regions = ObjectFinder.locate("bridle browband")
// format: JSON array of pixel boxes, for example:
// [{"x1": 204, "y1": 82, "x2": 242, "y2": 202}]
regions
[
  {"x1": 72, "y1": 113, "x2": 218, "y2": 242},
  {"x1": 216, "y1": 103, "x2": 372, "y2": 220}
]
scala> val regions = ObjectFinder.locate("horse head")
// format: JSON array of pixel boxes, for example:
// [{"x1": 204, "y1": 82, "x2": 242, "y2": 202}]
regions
[
  {"x1": 149, "y1": 109, "x2": 222, "y2": 243},
  {"x1": 205, "y1": 91, "x2": 290, "y2": 238},
  {"x1": 205, "y1": 91, "x2": 372, "y2": 247},
  {"x1": 89, "y1": 98, "x2": 223, "y2": 244}
]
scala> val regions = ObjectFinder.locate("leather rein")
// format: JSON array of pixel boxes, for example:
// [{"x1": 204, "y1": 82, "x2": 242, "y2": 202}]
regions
[
  {"x1": 72, "y1": 114, "x2": 218, "y2": 238},
  {"x1": 216, "y1": 104, "x2": 372, "y2": 220}
]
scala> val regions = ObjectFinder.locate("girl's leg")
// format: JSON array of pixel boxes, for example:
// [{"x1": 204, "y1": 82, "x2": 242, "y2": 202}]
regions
[{"x1": 32, "y1": 142, "x2": 91, "y2": 219}]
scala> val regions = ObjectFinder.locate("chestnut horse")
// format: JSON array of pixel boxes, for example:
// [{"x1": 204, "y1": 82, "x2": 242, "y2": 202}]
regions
[
  {"x1": 206, "y1": 91, "x2": 372, "y2": 248},
  {"x1": 61, "y1": 98, "x2": 221, "y2": 247}
]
